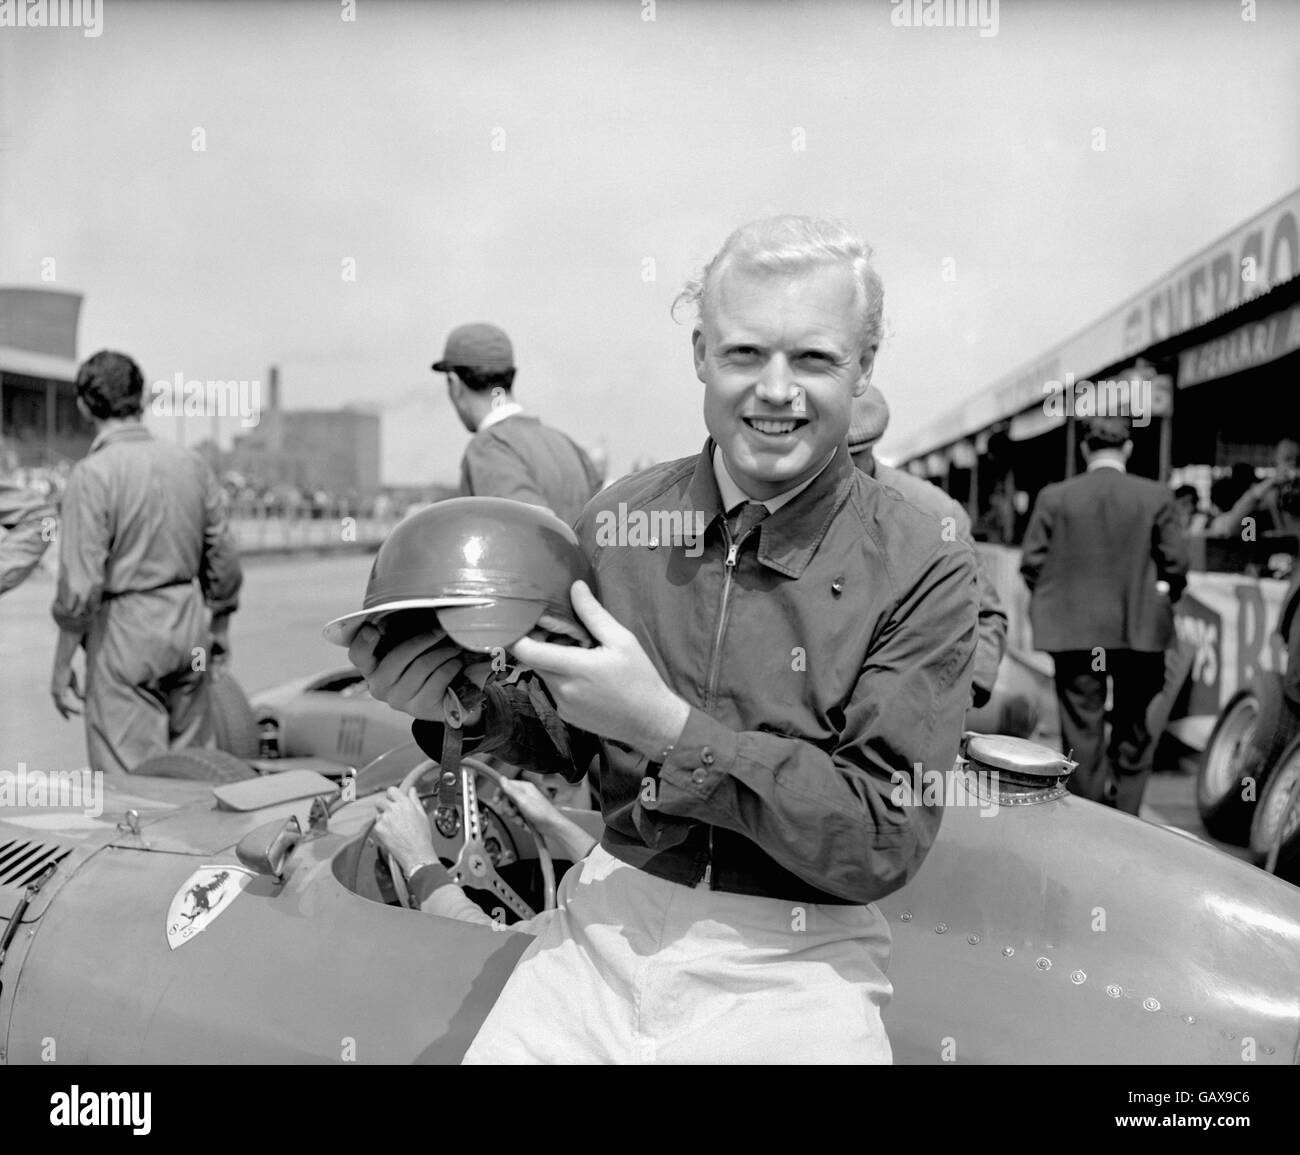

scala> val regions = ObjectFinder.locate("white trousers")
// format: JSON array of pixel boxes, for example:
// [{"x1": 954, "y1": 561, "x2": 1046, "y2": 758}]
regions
[{"x1": 463, "y1": 843, "x2": 893, "y2": 1064}]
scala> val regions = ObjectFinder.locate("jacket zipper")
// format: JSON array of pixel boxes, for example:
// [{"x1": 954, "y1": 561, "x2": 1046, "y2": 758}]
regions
[
  {"x1": 700, "y1": 525, "x2": 747, "y2": 889},
  {"x1": 706, "y1": 530, "x2": 743, "y2": 706}
]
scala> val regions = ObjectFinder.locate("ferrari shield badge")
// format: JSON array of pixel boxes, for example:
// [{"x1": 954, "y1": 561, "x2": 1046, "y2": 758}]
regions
[{"x1": 166, "y1": 865, "x2": 255, "y2": 950}]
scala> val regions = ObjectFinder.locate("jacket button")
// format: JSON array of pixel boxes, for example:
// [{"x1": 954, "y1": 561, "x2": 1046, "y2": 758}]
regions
[
  {"x1": 691, "y1": 769, "x2": 708, "y2": 784},
  {"x1": 700, "y1": 746, "x2": 715, "y2": 764}
]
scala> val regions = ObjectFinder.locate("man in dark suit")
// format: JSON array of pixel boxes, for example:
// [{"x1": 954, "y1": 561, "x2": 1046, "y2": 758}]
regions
[{"x1": 1020, "y1": 415, "x2": 1188, "y2": 813}]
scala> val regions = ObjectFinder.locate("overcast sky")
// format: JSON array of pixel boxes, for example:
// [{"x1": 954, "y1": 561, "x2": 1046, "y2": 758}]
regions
[{"x1": 3, "y1": 0, "x2": 1297, "y2": 485}]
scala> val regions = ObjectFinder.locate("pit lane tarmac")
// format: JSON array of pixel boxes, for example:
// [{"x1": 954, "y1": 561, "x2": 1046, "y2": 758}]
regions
[{"x1": 0, "y1": 553, "x2": 373, "y2": 775}]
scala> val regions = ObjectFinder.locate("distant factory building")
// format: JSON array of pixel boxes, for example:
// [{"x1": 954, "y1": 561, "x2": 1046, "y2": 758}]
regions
[
  {"x1": 230, "y1": 366, "x2": 381, "y2": 497},
  {"x1": 0, "y1": 288, "x2": 93, "y2": 467}
]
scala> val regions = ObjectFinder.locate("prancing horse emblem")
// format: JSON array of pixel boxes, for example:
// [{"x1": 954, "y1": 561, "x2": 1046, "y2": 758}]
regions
[{"x1": 166, "y1": 865, "x2": 256, "y2": 950}]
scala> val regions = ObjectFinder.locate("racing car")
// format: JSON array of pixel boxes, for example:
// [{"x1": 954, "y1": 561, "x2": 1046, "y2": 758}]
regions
[{"x1": 2, "y1": 665, "x2": 1299, "y2": 1065}]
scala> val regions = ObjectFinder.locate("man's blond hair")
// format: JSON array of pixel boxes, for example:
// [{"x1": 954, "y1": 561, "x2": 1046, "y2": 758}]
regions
[{"x1": 674, "y1": 215, "x2": 884, "y2": 356}]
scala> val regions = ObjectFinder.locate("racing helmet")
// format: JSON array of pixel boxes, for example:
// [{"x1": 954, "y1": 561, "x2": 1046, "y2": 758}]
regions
[{"x1": 323, "y1": 497, "x2": 594, "y2": 652}]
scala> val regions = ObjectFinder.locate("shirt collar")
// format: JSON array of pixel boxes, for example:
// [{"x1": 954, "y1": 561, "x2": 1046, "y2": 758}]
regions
[
  {"x1": 711, "y1": 444, "x2": 837, "y2": 516},
  {"x1": 1087, "y1": 456, "x2": 1126, "y2": 473},
  {"x1": 477, "y1": 402, "x2": 524, "y2": 432},
  {"x1": 90, "y1": 423, "x2": 152, "y2": 453},
  {"x1": 675, "y1": 438, "x2": 855, "y2": 578}
]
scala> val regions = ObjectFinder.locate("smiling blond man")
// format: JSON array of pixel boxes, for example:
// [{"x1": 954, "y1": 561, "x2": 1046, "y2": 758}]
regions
[{"x1": 351, "y1": 216, "x2": 978, "y2": 1063}]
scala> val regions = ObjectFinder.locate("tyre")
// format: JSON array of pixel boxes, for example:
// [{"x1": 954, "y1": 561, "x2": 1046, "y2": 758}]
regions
[
  {"x1": 209, "y1": 671, "x2": 260, "y2": 758},
  {"x1": 1197, "y1": 674, "x2": 1295, "y2": 844},
  {"x1": 1197, "y1": 688, "x2": 1260, "y2": 843},
  {"x1": 1248, "y1": 735, "x2": 1300, "y2": 874},
  {"x1": 132, "y1": 748, "x2": 256, "y2": 783}
]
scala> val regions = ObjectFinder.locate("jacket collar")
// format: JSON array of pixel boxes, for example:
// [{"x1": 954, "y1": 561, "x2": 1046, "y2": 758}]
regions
[
  {"x1": 90, "y1": 423, "x2": 152, "y2": 454},
  {"x1": 1086, "y1": 455, "x2": 1126, "y2": 473},
  {"x1": 477, "y1": 402, "x2": 526, "y2": 432},
  {"x1": 678, "y1": 438, "x2": 855, "y2": 578}
]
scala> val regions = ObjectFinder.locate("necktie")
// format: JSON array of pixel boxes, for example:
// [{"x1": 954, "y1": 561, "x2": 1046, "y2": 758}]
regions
[{"x1": 727, "y1": 499, "x2": 769, "y2": 543}]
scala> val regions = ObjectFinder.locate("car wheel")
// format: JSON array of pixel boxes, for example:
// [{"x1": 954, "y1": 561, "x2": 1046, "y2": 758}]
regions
[
  {"x1": 1248, "y1": 735, "x2": 1300, "y2": 876},
  {"x1": 133, "y1": 748, "x2": 257, "y2": 783},
  {"x1": 209, "y1": 672, "x2": 260, "y2": 758},
  {"x1": 1197, "y1": 674, "x2": 1294, "y2": 844}
]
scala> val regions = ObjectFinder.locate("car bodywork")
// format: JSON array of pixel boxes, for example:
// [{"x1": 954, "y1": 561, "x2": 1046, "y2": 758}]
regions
[
  {"x1": 251, "y1": 667, "x2": 413, "y2": 768},
  {"x1": 2, "y1": 669, "x2": 1299, "y2": 1065}
]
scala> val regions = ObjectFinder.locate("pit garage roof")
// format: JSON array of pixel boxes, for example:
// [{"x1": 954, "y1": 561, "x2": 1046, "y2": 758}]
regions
[{"x1": 881, "y1": 186, "x2": 1300, "y2": 465}]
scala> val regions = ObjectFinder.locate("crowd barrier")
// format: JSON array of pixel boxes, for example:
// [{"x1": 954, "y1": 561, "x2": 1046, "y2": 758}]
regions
[{"x1": 228, "y1": 509, "x2": 401, "y2": 554}]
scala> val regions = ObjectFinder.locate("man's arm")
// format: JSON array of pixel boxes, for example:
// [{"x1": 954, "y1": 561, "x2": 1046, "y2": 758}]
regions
[
  {"x1": 48, "y1": 470, "x2": 104, "y2": 717},
  {"x1": 1211, "y1": 477, "x2": 1273, "y2": 538},
  {"x1": 1019, "y1": 489, "x2": 1053, "y2": 591},
  {"x1": 51, "y1": 469, "x2": 109, "y2": 635},
  {"x1": 645, "y1": 542, "x2": 978, "y2": 904},
  {"x1": 198, "y1": 470, "x2": 242, "y2": 638},
  {"x1": 1152, "y1": 492, "x2": 1190, "y2": 602},
  {"x1": 0, "y1": 481, "x2": 55, "y2": 596},
  {"x1": 955, "y1": 504, "x2": 1006, "y2": 706}
]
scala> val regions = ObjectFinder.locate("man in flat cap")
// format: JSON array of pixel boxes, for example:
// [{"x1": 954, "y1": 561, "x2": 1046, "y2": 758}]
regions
[{"x1": 433, "y1": 322, "x2": 602, "y2": 525}]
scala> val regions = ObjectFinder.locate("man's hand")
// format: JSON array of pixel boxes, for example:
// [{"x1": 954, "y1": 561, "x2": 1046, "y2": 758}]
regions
[
  {"x1": 51, "y1": 628, "x2": 85, "y2": 719},
  {"x1": 497, "y1": 775, "x2": 598, "y2": 862},
  {"x1": 511, "y1": 581, "x2": 689, "y2": 760},
  {"x1": 348, "y1": 622, "x2": 470, "y2": 723},
  {"x1": 50, "y1": 662, "x2": 83, "y2": 719},
  {"x1": 497, "y1": 775, "x2": 563, "y2": 828},
  {"x1": 373, "y1": 786, "x2": 438, "y2": 877}
]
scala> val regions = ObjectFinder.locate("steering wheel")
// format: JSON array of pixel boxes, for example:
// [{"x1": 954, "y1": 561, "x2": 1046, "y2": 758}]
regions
[{"x1": 376, "y1": 755, "x2": 556, "y2": 920}]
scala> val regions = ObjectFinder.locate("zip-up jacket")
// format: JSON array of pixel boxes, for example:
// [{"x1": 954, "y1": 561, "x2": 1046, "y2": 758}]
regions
[
  {"x1": 415, "y1": 439, "x2": 978, "y2": 905},
  {"x1": 851, "y1": 448, "x2": 1007, "y2": 704}
]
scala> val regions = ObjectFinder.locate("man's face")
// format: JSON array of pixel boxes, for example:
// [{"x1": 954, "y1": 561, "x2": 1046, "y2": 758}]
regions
[
  {"x1": 445, "y1": 373, "x2": 477, "y2": 433},
  {"x1": 693, "y1": 261, "x2": 873, "y2": 501}
]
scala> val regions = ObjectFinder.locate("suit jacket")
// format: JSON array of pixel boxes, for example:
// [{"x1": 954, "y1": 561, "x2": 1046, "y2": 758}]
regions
[{"x1": 1020, "y1": 465, "x2": 1188, "y2": 653}]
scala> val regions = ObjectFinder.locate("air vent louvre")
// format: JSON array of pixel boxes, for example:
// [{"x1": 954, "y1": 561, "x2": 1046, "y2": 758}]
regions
[{"x1": 0, "y1": 839, "x2": 72, "y2": 888}]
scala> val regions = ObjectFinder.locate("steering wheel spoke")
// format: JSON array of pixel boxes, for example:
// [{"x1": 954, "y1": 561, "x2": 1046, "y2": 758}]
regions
[
  {"x1": 450, "y1": 840, "x2": 536, "y2": 920},
  {"x1": 373, "y1": 756, "x2": 556, "y2": 920}
]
